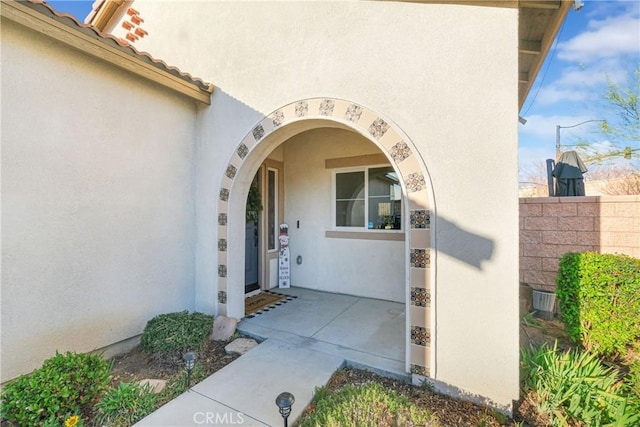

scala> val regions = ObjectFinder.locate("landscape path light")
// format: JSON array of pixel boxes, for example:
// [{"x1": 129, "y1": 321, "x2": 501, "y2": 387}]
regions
[
  {"x1": 183, "y1": 351, "x2": 196, "y2": 387},
  {"x1": 275, "y1": 391, "x2": 295, "y2": 427}
]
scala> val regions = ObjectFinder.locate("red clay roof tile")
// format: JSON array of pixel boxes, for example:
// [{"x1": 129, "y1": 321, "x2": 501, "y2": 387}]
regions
[{"x1": 26, "y1": 0, "x2": 212, "y2": 92}]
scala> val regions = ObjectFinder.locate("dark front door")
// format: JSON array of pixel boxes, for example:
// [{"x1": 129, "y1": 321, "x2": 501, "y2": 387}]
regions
[{"x1": 245, "y1": 173, "x2": 260, "y2": 293}]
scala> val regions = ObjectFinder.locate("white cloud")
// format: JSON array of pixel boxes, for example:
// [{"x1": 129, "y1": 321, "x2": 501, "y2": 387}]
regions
[
  {"x1": 520, "y1": 3, "x2": 639, "y2": 177},
  {"x1": 530, "y1": 12, "x2": 636, "y2": 108},
  {"x1": 534, "y1": 60, "x2": 630, "y2": 106},
  {"x1": 557, "y1": 9, "x2": 640, "y2": 63},
  {"x1": 553, "y1": 59, "x2": 629, "y2": 87},
  {"x1": 536, "y1": 86, "x2": 590, "y2": 105}
]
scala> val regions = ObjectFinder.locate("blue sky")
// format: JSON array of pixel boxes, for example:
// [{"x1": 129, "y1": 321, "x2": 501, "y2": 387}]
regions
[
  {"x1": 48, "y1": 1, "x2": 639, "y2": 181},
  {"x1": 519, "y1": 0, "x2": 639, "y2": 180},
  {"x1": 46, "y1": 1, "x2": 93, "y2": 22}
]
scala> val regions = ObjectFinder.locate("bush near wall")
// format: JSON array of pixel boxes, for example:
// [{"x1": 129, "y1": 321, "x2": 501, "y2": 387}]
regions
[
  {"x1": 0, "y1": 352, "x2": 110, "y2": 425},
  {"x1": 141, "y1": 311, "x2": 213, "y2": 357},
  {"x1": 556, "y1": 252, "x2": 640, "y2": 359}
]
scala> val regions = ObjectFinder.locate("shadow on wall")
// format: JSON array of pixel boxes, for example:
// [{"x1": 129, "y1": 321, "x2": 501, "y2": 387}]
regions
[{"x1": 436, "y1": 215, "x2": 494, "y2": 270}]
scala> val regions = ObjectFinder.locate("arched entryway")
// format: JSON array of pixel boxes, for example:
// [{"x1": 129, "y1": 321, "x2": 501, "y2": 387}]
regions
[{"x1": 215, "y1": 98, "x2": 435, "y2": 380}]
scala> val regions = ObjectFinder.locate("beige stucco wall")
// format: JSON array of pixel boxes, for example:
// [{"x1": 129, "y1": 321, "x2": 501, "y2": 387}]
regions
[
  {"x1": 109, "y1": 0, "x2": 519, "y2": 407},
  {"x1": 283, "y1": 128, "x2": 404, "y2": 302},
  {"x1": 1, "y1": 19, "x2": 198, "y2": 381}
]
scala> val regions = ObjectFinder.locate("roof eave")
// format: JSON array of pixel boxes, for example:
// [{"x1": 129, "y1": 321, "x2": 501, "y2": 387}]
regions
[
  {"x1": 518, "y1": 0, "x2": 572, "y2": 110},
  {"x1": 1, "y1": 0, "x2": 213, "y2": 105}
]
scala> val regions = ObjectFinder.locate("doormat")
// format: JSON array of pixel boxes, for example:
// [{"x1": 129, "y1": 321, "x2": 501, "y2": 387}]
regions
[{"x1": 244, "y1": 291, "x2": 297, "y2": 318}]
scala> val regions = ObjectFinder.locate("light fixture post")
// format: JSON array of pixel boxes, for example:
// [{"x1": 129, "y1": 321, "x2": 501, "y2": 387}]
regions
[
  {"x1": 555, "y1": 119, "x2": 606, "y2": 162},
  {"x1": 183, "y1": 351, "x2": 196, "y2": 388},
  {"x1": 275, "y1": 392, "x2": 295, "y2": 427},
  {"x1": 555, "y1": 124, "x2": 561, "y2": 162}
]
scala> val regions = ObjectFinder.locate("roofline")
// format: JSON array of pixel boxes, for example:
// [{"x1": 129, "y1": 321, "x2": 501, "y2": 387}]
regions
[
  {"x1": 1, "y1": 1, "x2": 213, "y2": 105},
  {"x1": 519, "y1": 0, "x2": 572, "y2": 109},
  {"x1": 403, "y1": 1, "x2": 519, "y2": 7}
]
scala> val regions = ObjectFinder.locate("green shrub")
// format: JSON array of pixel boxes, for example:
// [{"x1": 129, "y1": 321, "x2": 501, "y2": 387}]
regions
[
  {"x1": 0, "y1": 351, "x2": 110, "y2": 425},
  {"x1": 141, "y1": 311, "x2": 213, "y2": 356},
  {"x1": 625, "y1": 361, "x2": 640, "y2": 403},
  {"x1": 521, "y1": 342, "x2": 639, "y2": 426},
  {"x1": 94, "y1": 382, "x2": 157, "y2": 426},
  {"x1": 144, "y1": 363, "x2": 208, "y2": 410},
  {"x1": 298, "y1": 381, "x2": 437, "y2": 427},
  {"x1": 556, "y1": 252, "x2": 640, "y2": 358}
]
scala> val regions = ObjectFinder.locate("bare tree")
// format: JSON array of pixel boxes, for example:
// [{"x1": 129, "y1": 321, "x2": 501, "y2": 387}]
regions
[
  {"x1": 585, "y1": 166, "x2": 640, "y2": 195},
  {"x1": 520, "y1": 161, "x2": 550, "y2": 197}
]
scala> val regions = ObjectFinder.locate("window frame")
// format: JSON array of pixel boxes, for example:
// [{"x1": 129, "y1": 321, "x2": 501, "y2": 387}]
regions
[{"x1": 331, "y1": 164, "x2": 403, "y2": 233}]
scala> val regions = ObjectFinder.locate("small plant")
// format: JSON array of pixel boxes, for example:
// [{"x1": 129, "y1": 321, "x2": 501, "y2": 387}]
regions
[
  {"x1": 521, "y1": 342, "x2": 639, "y2": 426},
  {"x1": 159, "y1": 364, "x2": 206, "y2": 403},
  {"x1": 141, "y1": 311, "x2": 213, "y2": 356},
  {"x1": 0, "y1": 351, "x2": 110, "y2": 425},
  {"x1": 298, "y1": 381, "x2": 437, "y2": 426},
  {"x1": 94, "y1": 382, "x2": 157, "y2": 426},
  {"x1": 624, "y1": 360, "x2": 640, "y2": 408},
  {"x1": 521, "y1": 311, "x2": 540, "y2": 327},
  {"x1": 556, "y1": 252, "x2": 640, "y2": 359}
]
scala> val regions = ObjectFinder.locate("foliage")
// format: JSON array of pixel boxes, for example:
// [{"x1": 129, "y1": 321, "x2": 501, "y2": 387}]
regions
[
  {"x1": 574, "y1": 68, "x2": 639, "y2": 165},
  {"x1": 521, "y1": 311, "x2": 541, "y2": 327},
  {"x1": 625, "y1": 361, "x2": 640, "y2": 402},
  {"x1": 556, "y1": 252, "x2": 640, "y2": 358},
  {"x1": 141, "y1": 311, "x2": 213, "y2": 356},
  {"x1": 298, "y1": 381, "x2": 437, "y2": 427},
  {"x1": 601, "y1": 69, "x2": 640, "y2": 145},
  {"x1": 159, "y1": 364, "x2": 206, "y2": 403},
  {"x1": 94, "y1": 382, "x2": 157, "y2": 426},
  {"x1": 521, "y1": 342, "x2": 640, "y2": 426},
  {"x1": 0, "y1": 351, "x2": 110, "y2": 425}
]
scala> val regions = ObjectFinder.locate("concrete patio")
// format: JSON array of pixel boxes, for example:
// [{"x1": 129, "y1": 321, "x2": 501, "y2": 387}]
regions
[{"x1": 135, "y1": 288, "x2": 406, "y2": 426}]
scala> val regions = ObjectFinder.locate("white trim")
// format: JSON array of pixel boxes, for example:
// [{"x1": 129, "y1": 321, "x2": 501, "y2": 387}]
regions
[{"x1": 266, "y1": 167, "x2": 279, "y2": 253}]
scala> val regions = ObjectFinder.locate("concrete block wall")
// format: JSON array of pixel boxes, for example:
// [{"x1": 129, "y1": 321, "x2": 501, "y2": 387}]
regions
[{"x1": 520, "y1": 195, "x2": 640, "y2": 292}]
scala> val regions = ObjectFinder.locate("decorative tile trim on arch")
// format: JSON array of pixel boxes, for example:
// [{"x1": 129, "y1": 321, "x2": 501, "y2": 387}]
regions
[
  {"x1": 216, "y1": 97, "x2": 434, "y2": 381},
  {"x1": 236, "y1": 143, "x2": 249, "y2": 160},
  {"x1": 271, "y1": 110, "x2": 284, "y2": 127}
]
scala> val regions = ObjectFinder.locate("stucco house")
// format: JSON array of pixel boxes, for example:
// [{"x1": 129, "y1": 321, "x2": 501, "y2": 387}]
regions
[{"x1": 1, "y1": 0, "x2": 571, "y2": 410}]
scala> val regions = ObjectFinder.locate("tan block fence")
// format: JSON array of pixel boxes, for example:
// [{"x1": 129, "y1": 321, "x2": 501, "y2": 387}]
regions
[{"x1": 520, "y1": 195, "x2": 640, "y2": 294}]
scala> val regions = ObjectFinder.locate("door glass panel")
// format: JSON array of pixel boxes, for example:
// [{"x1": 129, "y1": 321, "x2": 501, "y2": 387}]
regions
[{"x1": 267, "y1": 169, "x2": 277, "y2": 250}]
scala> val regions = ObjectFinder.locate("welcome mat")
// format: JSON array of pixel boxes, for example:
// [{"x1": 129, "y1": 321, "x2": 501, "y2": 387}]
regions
[{"x1": 244, "y1": 291, "x2": 297, "y2": 318}]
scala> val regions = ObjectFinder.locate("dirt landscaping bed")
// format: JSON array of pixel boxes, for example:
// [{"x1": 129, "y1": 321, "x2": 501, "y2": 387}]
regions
[
  {"x1": 103, "y1": 316, "x2": 567, "y2": 426},
  {"x1": 108, "y1": 337, "x2": 241, "y2": 389}
]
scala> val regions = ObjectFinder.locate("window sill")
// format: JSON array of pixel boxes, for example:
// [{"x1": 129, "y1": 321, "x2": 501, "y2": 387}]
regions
[{"x1": 325, "y1": 230, "x2": 405, "y2": 241}]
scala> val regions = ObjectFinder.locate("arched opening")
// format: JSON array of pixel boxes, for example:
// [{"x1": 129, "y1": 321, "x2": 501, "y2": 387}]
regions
[{"x1": 216, "y1": 99, "x2": 435, "y2": 379}]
